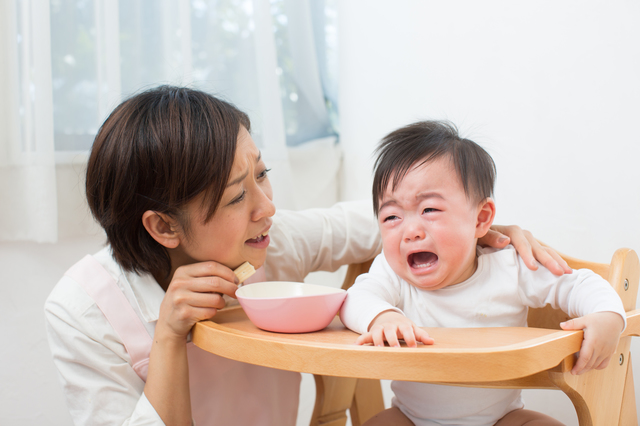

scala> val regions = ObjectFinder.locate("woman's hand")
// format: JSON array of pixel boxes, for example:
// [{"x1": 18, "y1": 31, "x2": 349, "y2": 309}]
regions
[
  {"x1": 145, "y1": 261, "x2": 239, "y2": 426},
  {"x1": 481, "y1": 225, "x2": 572, "y2": 276},
  {"x1": 560, "y1": 312, "x2": 625, "y2": 375},
  {"x1": 158, "y1": 261, "x2": 239, "y2": 340},
  {"x1": 356, "y1": 311, "x2": 434, "y2": 348}
]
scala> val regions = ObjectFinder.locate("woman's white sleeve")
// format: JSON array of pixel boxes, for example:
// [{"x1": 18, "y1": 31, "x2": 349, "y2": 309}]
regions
[
  {"x1": 265, "y1": 199, "x2": 382, "y2": 281},
  {"x1": 44, "y1": 277, "x2": 165, "y2": 426}
]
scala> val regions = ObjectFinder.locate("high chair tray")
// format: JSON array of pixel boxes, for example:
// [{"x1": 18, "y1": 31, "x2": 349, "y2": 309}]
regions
[{"x1": 192, "y1": 306, "x2": 639, "y2": 383}]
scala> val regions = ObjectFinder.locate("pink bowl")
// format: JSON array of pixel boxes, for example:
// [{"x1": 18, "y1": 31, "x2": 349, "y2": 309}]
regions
[{"x1": 236, "y1": 281, "x2": 347, "y2": 333}]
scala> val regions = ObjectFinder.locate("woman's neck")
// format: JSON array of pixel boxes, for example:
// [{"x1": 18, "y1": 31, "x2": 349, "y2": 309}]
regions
[{"x1": 154, "y1": 271, "x2": 173, "y2": 291}]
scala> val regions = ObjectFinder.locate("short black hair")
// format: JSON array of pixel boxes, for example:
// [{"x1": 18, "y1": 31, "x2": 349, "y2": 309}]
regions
[
  {"x1": 86, "y1": 85, "x2": 250, "y2": 277},
  {"x1": 372, "y1": 120, "x2": 496, "y2": 214}
]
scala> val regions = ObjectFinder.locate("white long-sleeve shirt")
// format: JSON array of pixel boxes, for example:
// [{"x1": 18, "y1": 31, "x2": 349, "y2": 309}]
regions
[
  {"x1": 45, "y1": 200, "x2": 381, "y2": 426},
  {"x1": 340, "y1": 245, "x2": 626, "y2": 426}
]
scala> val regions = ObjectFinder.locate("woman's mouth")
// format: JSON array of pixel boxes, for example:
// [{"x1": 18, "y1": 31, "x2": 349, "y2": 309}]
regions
[
  {"x1": 245, "y1": 230, "x2": 270, "y2": 249},
  {"x1": 408, "y1": 251, "x2": 438, "y2": 271}
]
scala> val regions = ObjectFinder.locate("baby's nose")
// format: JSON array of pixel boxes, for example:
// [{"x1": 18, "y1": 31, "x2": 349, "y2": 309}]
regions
[{"x1": 404, "y1": 224, "x2": 426, "y2": 242}]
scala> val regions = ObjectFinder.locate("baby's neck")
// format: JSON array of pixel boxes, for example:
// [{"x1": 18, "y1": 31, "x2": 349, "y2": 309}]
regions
[{"x1": 448, "y1": 252, "x2": 479, "y2": 287}]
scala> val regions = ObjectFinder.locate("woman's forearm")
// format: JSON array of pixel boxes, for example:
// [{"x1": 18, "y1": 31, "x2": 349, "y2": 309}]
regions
[{"x1": 144, "y1": 326, "x2": 192, "y2": 426}]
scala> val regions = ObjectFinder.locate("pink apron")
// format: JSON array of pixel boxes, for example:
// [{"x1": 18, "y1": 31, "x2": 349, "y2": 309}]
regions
[{"x1": 65, "y1": 255, "x2": 300, "y2": 426}]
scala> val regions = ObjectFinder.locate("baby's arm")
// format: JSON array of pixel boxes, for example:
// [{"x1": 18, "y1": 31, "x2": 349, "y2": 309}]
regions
[
  {"x1": 560, "y1": 311, "x2": 625, "y2": 375},
  {"x1": 340, "y1": 253, "x2": 433, "y2": 347},
  {"x1": 355, "y1": 310, "x2": 434, "y2": 348},
  {"x1": 516, "y1": 250, "x2": 626, "y2": 376}
]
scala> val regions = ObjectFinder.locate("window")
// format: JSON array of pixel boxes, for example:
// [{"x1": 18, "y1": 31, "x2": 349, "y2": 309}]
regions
[{"x1": 49, "y1": 0, "x2": 338, "y2": 157}]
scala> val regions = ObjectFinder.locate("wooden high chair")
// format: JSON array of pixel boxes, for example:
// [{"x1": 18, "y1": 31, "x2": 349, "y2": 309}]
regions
[{"x1": 310, "y1": 247, "x2": 640, "y2": 426}]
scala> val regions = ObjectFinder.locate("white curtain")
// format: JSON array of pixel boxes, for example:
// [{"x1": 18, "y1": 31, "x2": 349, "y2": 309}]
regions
[
  {"x1": 0, "y1": 0, "x2": 339, "y2": 242},
  {"x1": 0, "y1": 0, "x2": 58, "y2": 242}
]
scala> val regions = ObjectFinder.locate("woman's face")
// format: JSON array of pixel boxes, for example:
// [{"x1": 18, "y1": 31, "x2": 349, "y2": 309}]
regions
[{"x1": 174, "y1": 127, "x2": 275, "y2": 270}]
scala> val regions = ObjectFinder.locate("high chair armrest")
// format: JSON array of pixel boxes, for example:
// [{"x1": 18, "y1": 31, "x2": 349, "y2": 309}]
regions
[{"x1": 622, "y1": 309, "x2": 640, "y2": 337}]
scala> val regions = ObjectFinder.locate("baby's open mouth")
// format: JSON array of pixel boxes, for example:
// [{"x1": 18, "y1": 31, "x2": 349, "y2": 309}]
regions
[{"x1": 408, "y1": 252, "x2": 438, "y2": 269}]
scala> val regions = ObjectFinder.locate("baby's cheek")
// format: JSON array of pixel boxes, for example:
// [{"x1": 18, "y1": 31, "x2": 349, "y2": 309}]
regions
[
  {"x1": 387, "y1": 251, "x2": 409, "y2": 278},
  {"x1": 381, "y1": 238, "x2": 403, "y2": 264}
]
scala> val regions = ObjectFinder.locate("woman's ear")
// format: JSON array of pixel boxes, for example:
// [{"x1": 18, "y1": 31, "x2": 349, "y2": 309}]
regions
[
  {"x1": 142, "y1": 210, "x2": 181, "y2": 249},
  {"x1": 475, "y1": 198, "x2": 496, "y2": 239}
]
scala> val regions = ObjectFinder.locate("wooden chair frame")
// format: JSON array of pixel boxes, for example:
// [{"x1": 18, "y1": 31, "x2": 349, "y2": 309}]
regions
[{"x1": 311, "y1": 247, "x2": 640, "y2": 426}]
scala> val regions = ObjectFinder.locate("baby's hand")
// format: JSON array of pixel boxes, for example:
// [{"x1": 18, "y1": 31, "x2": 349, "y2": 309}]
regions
[
  {"x1": 560, "y1": 311, "x2": 625, "y2": 375},
  {"x1": 355, "y1": 311, "x2": 434, "y2": 348}
]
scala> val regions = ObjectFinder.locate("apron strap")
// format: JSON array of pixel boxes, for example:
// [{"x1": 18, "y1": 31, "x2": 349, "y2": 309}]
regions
[{"x1": 65, "y1": 255, "x2": 152, "y2": 381}]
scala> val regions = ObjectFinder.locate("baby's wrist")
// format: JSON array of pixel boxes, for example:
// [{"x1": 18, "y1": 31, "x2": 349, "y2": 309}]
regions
[{"x1": 598, "y1": 311, "x2": 625, "y2": 332}]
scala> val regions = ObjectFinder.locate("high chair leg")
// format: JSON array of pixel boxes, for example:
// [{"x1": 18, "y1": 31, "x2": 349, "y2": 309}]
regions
[
  {"x1": 310, "y1": 375, "x2": 358, "y2": 426},
  {"x1": 350, "y1": 379, "x2": 385, "y2": 426},
  {"x1": 618, "y1": 355, "x2": 637, "y2": 426}
]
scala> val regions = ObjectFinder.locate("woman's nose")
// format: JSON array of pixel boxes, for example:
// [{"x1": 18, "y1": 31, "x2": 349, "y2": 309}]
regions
[{"x1": 251, "y1": 182, "x2": 276, "y2": 221}]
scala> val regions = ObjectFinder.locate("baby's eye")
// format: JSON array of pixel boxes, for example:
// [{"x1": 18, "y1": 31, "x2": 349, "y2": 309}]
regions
[
  {"x1": 257, "y1": 168, "x2": 271, "y2": 180},
  {"x1": 423, "y1": 208, "x2": 438, "y2": 214},
  {"x1": 383, "y1": 215, "x2": 399, "y2": 222}
]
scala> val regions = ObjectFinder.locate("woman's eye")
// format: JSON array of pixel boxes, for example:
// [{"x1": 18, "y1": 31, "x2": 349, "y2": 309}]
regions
[
  {"x1": 257, "y1": 168, "x2": 271, "y2": 180},
  {"x1": 229, "y1": 190, "x2": 246, "y2": 205}
]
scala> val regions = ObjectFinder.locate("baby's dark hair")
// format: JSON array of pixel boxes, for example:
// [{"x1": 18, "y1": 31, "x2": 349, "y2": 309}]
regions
[{"x1": 372, "y1": 120, "x2": 496, "y2": 215}]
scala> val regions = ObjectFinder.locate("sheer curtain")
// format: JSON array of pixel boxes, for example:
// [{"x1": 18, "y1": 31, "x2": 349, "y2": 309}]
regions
[
  {"x1": 0, "y1": 0, "x2": 339, "y2": 242},
  {"x1": 0, "y1": 0, "x2": 58, "y2": 242}
]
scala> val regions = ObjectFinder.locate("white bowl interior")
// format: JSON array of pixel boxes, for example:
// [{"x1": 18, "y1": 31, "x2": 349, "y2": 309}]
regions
[{"x1": 237, "y1": 281, "x2": 345, "y2": 299}]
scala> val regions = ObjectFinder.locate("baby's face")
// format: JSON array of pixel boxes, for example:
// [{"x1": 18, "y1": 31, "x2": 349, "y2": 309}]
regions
[{"x1": 378, "y1": 157, "x2": 485, "y2": 291}]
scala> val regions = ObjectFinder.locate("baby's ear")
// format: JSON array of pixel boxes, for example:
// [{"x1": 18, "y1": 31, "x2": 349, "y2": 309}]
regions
[{"x1": 475, "y1": 198, "x2": 496, "y2": 238}]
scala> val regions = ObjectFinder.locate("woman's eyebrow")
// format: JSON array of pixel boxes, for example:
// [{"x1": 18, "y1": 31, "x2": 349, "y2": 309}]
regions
[
  {"x1": 226, "y1": 151, "x2": 262, "y2": 188},
  {"x1": 226, "y1": 171, "x2": 248, "y2": 187}
]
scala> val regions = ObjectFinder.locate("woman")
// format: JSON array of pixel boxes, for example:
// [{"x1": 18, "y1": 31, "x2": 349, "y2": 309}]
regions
[{"x1": 45, "y1": 86, "x2": 569, "y2": 426}]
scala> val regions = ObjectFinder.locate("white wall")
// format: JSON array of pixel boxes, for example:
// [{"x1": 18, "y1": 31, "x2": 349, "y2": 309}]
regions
[{"x1": 338, "y1": 1, "x2": 640, "y2": 424}]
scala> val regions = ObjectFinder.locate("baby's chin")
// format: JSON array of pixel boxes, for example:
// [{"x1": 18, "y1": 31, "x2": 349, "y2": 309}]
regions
[
  {"x1": 398, "y1": 266, "x2": 451, "y2": 291},
  {"x1": 405, "y1": 276, "x2": 448, "y2": 291}
]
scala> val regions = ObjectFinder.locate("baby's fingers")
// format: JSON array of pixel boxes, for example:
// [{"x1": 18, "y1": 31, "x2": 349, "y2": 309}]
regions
[
  {"x1": 383, "y1": 326, "x2": 402, "y2": 347},
  {"x1": 398, "y1": 324, "x2": 418, "y2": 347},
  {"x1": 414, "y1": 326, "x2": 435, "y2": 345},
  {"x1": 594, "y1": 354, "x2": 612, "y2": 371},
  {"x1": 574, "y1": 346, "x2": 617, "y2": 375},
  {"x1": 365, "y1": 325, "x2": 389, "y2": 347},
  {"x1": 355, "y1": 328, "x2": 398, "y2": 347},
  {"x1": 355, "y1": 332, "x2": 374, "y2": 346},
  {"x1": 572, "y1": 347, "x2": 595, "y2": 375}
]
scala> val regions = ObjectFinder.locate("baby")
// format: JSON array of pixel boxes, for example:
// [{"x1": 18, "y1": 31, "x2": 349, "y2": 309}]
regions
[{"x1": 339, "y1": 121, "x2": 626, "y2": 426}]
